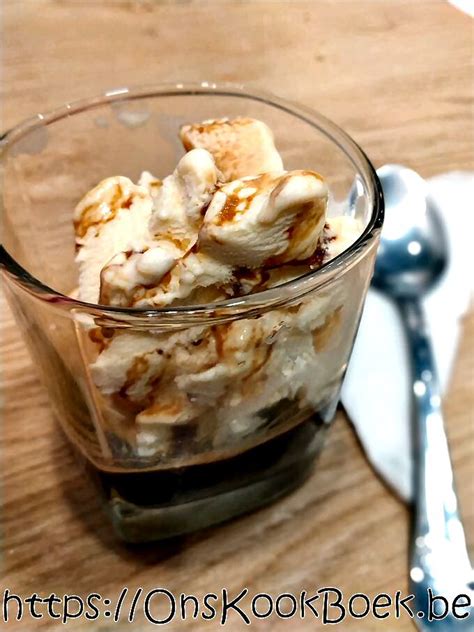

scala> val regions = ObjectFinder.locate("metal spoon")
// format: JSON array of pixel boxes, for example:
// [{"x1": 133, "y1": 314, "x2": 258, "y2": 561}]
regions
[{"x1": 373, "y1": 165, "x2": 473, "y2": 629}]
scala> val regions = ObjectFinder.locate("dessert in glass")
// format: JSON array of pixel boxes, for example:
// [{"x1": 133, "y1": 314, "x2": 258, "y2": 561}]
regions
[{"x1": 0, "y1": 84, "x2": 383, "y2": 542}]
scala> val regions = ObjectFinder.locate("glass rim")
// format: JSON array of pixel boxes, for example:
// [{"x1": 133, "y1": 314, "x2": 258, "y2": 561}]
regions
[{"x1": 0, "y1": 81, "x2": 384, "y2": 325}]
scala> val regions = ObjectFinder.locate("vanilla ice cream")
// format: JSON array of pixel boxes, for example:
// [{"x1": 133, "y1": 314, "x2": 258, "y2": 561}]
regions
[
  {"x1": 199, "y1": 171, "x2": 328, "y2": 267},
  {"x1": 180, "y1": 117, "x2": 284, "y2": 181},
  {"x1": 73, "y1": 117, "x2": 363, "y2": 462}
]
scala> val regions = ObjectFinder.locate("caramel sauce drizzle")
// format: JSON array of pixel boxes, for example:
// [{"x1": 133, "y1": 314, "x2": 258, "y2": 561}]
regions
[{"x1": 74, "y1": 183, "x2": 135, "y2": 239}]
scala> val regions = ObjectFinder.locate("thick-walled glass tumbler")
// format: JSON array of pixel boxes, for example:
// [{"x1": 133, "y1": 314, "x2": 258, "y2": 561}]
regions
[{"x1": 0, "y1": 84, "x2": 383, "y2": 542}]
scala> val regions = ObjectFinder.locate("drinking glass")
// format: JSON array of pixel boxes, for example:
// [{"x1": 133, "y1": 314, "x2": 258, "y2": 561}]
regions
[{"x1": 0, "y1": 83, "x2": 383, "y2": 541}]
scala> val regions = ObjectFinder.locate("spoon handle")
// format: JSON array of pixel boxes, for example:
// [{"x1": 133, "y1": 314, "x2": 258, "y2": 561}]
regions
[{"x1": 397, "y1": 297, "x2": 472, "y2": 584}]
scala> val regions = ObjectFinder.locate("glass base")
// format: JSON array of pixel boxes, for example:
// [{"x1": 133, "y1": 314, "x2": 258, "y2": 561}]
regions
[{"x1": 89, "y1": 418, "x2": 327, "y2": 543}]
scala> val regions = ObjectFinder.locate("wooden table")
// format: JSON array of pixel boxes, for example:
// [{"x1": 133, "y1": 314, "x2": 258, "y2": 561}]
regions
[{"x1": 1, "y1": 2, "x2": 472, "y2": 630}]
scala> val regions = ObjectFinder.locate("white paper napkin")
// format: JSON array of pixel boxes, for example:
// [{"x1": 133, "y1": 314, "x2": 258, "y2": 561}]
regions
[
  {"x1": 341, "y1": 171, "x2": 474, "y2": 501},
  {"x1": 448, "y1": 0, "x2": 474, "y2": 18}
]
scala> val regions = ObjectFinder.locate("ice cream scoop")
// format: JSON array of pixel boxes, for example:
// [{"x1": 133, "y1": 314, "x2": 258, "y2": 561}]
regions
[
  {"x1": 74, "y1": 176, "x2": 153, "y2": 303},
  {"x1": 95, "y1": 148, "x2": 219, "y2": 306},
  {"x1": 148, "y1": 147, "x2": 219, "y2": 250},
  {"x1": 180, "y1": 117, "x2": 283, "y2": 181},
  {"x1": 199, "y1": 170, "x2": 328, "y2": 267}
]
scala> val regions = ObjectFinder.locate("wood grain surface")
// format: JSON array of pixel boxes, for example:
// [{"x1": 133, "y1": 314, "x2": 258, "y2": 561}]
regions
[{"x1": 1, "y1": 1, "x2": 473, "y2": 630}]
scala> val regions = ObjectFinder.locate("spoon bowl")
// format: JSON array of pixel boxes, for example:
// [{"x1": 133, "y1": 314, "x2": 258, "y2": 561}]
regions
[{"x1": 373, "y1": 165, "x2": 448, "y2": 298}]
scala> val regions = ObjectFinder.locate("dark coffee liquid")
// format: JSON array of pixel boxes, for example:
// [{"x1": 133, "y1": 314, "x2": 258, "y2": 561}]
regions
[{"x1": 91, "y1": 417, "x2": 324, "y2": 510}]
